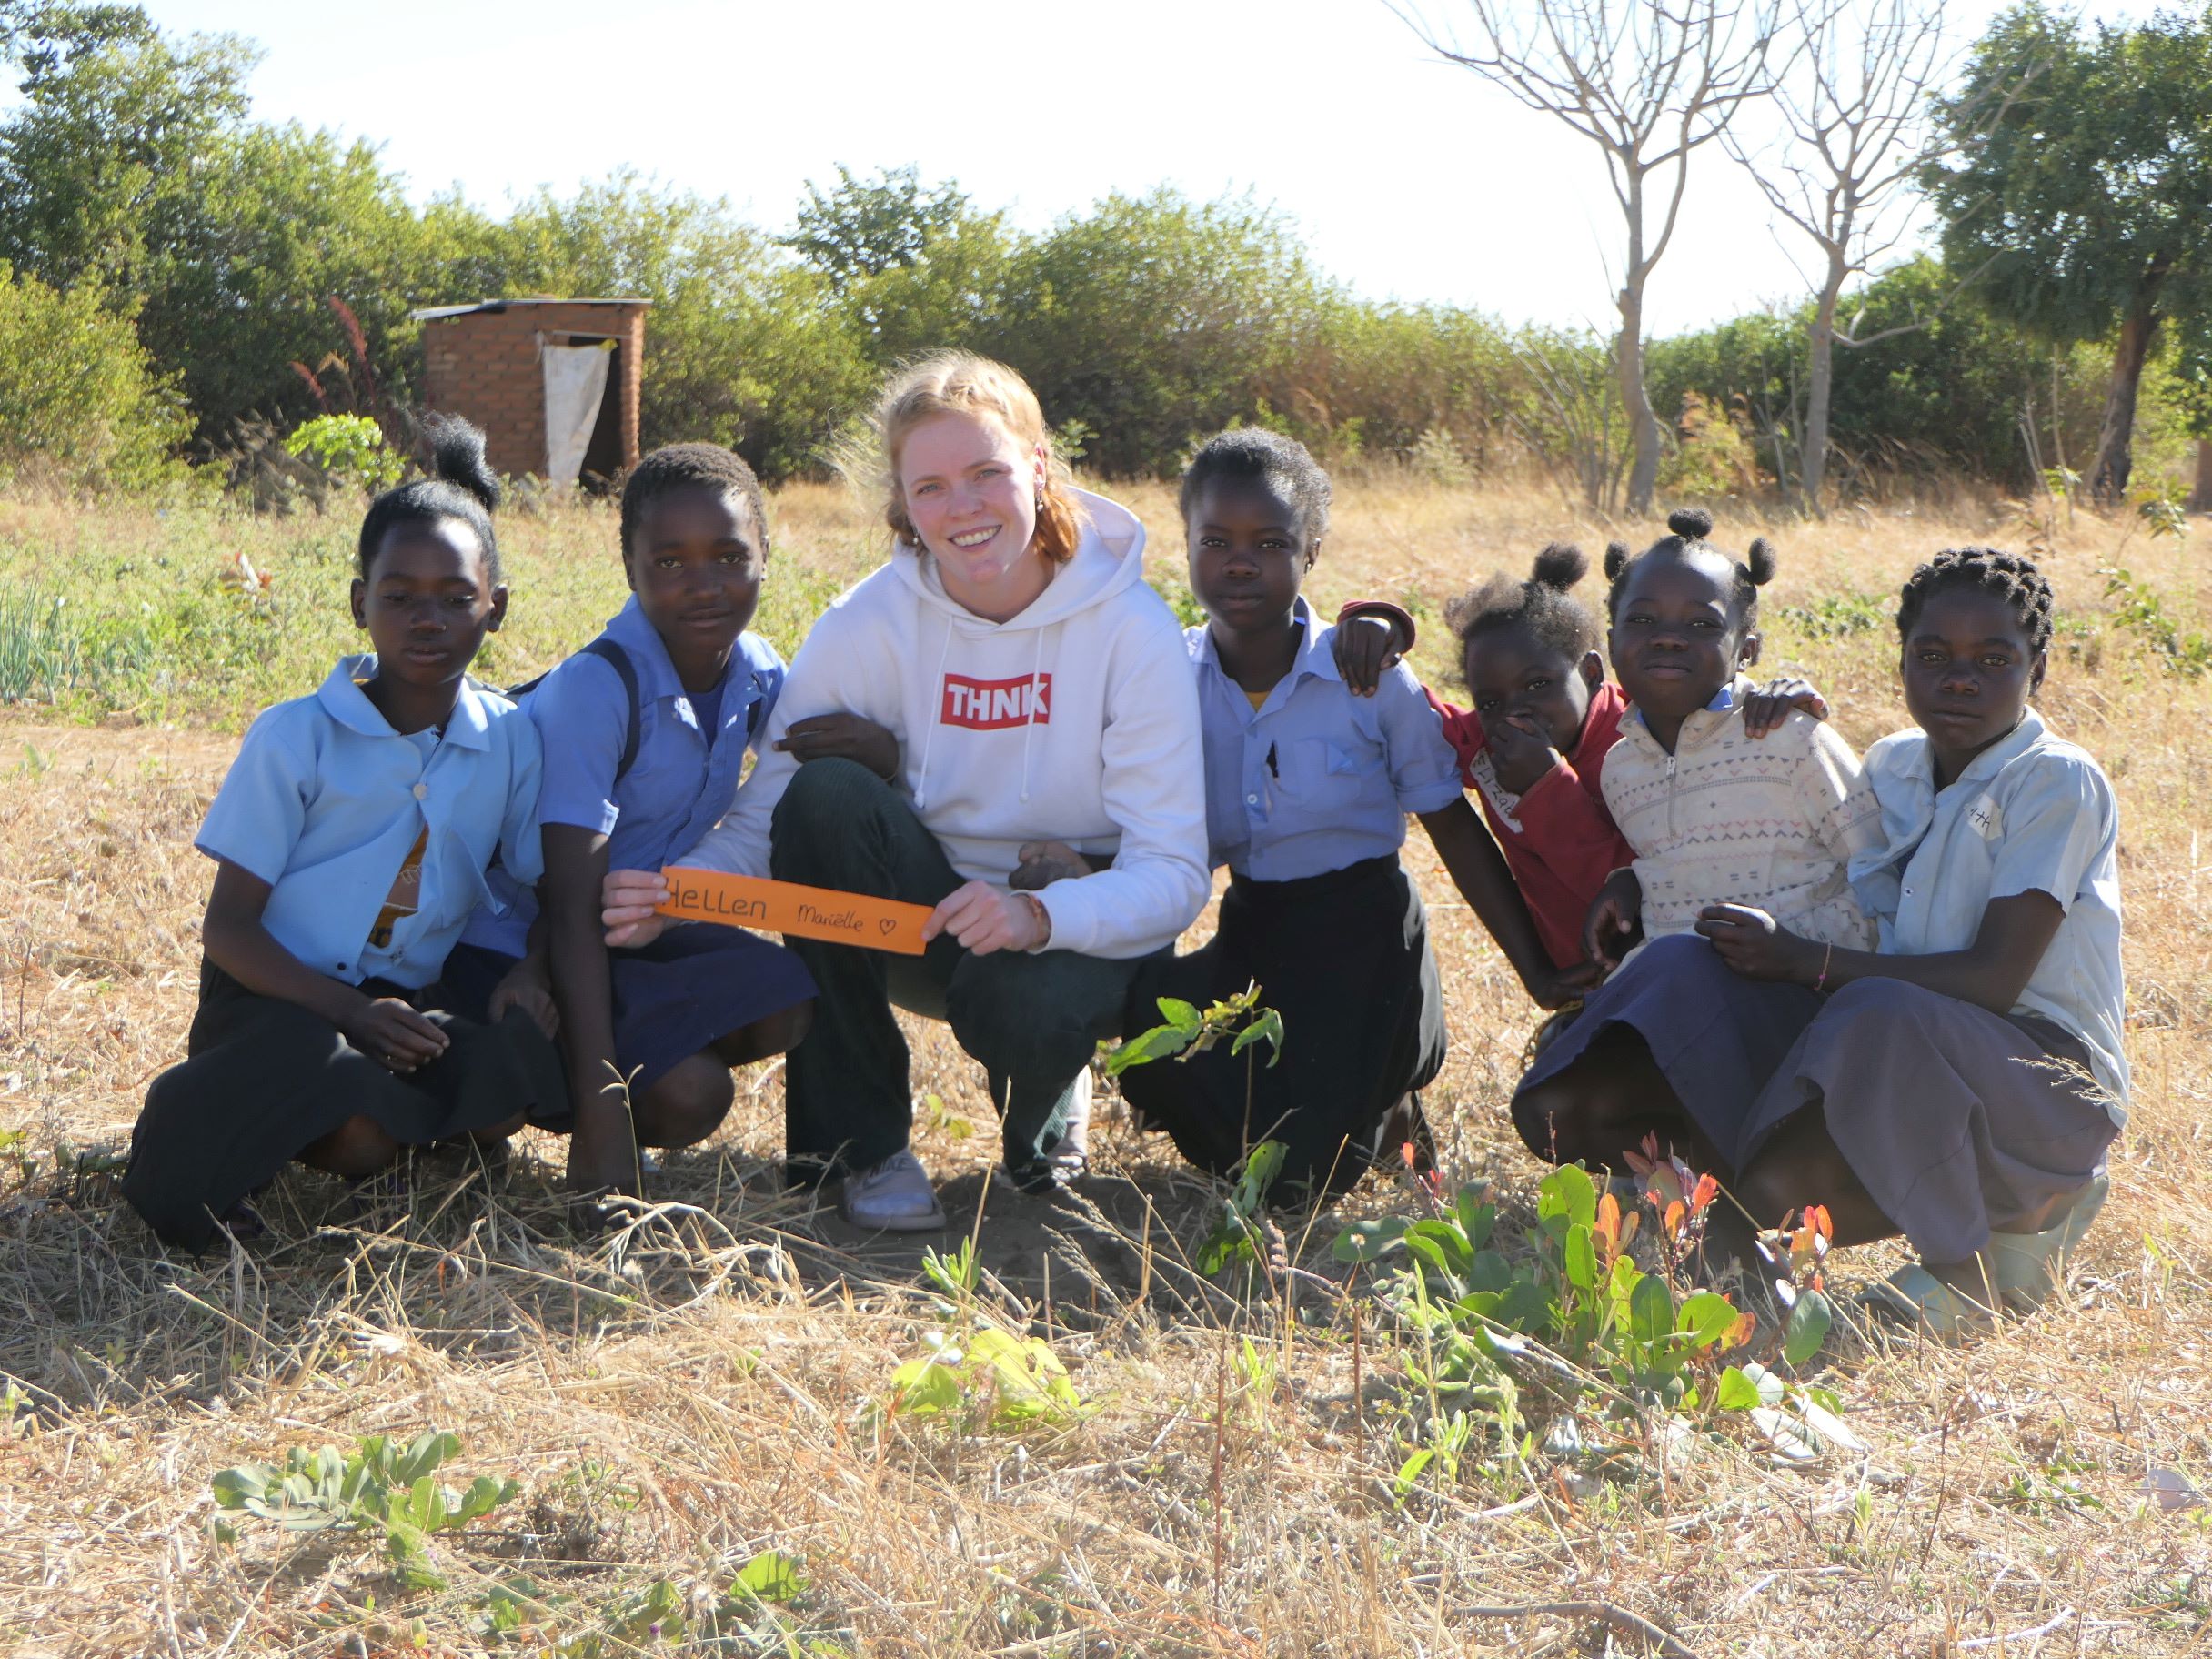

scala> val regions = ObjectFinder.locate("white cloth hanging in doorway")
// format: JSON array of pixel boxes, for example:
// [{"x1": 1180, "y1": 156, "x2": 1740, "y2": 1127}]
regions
[{"x1": 541, "y1": 342, "x2": 613, "y2": 485}]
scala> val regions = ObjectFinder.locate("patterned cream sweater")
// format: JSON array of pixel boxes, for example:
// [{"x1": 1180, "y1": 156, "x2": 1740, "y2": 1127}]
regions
[{"x1": 1603, "y1": 679, "x2": 1881, "y2": 948}]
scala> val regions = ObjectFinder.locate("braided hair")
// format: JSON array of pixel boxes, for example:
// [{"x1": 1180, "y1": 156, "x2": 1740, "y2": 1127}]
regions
[
  {"x1": 1602, "y1": 508, "x2": 1777, "y2": 630},
  {"x1": 619, "y1": 442, "x2": 769, "y2": 561},
  {"x1": 1895, "y1": 547, "x2": 2055, "y2": 653},
  {"x1": 358, "y1": 417, "x2": 501, "y2": 581},
  {"x1": 1446, "y1": 542, "x2": 1602, "y2": 662},
  {"x1": 1181, "y1": 427, "x2": 1332, "y2": 550}
]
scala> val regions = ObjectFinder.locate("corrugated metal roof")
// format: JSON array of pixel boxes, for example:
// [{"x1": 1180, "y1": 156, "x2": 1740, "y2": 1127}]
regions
[{"x1": 411, "y1": 297, "x2": 651, "y2": 320}]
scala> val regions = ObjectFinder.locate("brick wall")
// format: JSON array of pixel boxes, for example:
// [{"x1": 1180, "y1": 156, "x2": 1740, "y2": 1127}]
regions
[{"x1": 419, "y1": 302, "x2": 648, "y2": 480}]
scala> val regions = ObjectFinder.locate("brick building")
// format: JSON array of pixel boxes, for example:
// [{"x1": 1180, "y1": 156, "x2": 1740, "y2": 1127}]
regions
[{"x1": 414, "y1": 297, "x2": 649, "y2": 484}]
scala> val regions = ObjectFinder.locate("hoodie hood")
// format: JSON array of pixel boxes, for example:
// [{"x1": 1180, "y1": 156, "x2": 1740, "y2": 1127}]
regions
[{"x1": 890, "y1": 488, "x2": 1148, "y2": 633}]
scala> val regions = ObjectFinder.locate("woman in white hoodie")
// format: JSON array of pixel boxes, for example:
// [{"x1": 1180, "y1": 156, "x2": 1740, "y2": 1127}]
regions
[{"x1": 602, "y1": 354, "x2": 1209, "y2": 1229}]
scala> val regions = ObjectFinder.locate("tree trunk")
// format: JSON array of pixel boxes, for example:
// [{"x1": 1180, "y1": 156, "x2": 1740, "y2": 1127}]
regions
[
  {"x1": 1617, "y1": 280, "x2": 1661, "y2": 515},
  {"x1": 1801, "y1": 267, "x2": 1843, "y2": 517},
  {"x1": 2193, "y1": 438, "x2": 2212, "y2": 513},
  {"x1": 2088, "y1": 284, "x2": 2163, "y2": 503}
]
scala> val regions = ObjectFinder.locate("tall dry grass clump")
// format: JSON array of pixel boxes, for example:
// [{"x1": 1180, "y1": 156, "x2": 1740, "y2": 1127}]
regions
[{"x1": 2, "y1": 477, "x2": 2210, "y2": 1655}]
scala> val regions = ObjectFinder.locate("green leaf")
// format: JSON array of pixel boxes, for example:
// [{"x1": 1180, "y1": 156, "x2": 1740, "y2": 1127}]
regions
[
  {"x1": 1563, "y1": 1222, "x2": 1597, "y2": 1292},
  {"x1": 210, "y1": 1466, "x2": 267, "y2": 1510},
  {"x1": 1714, "y1": 1366, "x2": 1763, "y2": 1411},
  {"x1": 1393, "y1": 1448, "x2": 1434, "y2": 1499},
  {"x1": 889, "y1": 1357, "x2": 962, "y2": 1416},
  {"x1": 1332, "y1": 1216, "x2": 1410, "y2": 1262},
  {"x1": 1674, "y1": 1292, "x2": 1740, "y2": 1349},
  {"x1": 1405, "y1": 1220, "x2": 1474, "y2": 1273},
  {"x1": 1627, "y1": 1272, "x2": 1674, "y2": 1348},
  {"x1": 1102, "y1": 1021, "x2": 1198, "y2": 1075},
  {"x1": 1536, "y1": 1163, "x2": 1597, "y2": 1234},
  {"x1": 1230, "y1": 1006, "x2": 1284, "y2": 1066},
  {"x1": 1783, "y1": 1287, "x2": 1834, "y2": 1367},
  {"x1": 731, "y1": 1549, "x2": 807, "y2": 1604},
  {"x1": 1453, "y1": 1188, "x2": 1497, "y2": 1250},
  {"x1": 1155, "y1": 997, "x2": 1203, "y2": 1030}
]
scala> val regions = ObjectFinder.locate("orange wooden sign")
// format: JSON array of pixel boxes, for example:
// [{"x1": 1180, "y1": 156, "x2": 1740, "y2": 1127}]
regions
[{"x1": 656, "y1": 868, "x2": 930, "y2": 955}]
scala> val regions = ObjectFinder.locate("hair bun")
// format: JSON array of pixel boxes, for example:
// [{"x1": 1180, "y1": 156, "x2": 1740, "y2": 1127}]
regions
[
  {"x1": 1744, "y1": 535, "x2": 1778, "y2": 586},
  {"x1": 425, "y1": 417, "x2": 501, "y2": 512},
  {"x1": 1602, "y1": 539, "x2": 1632, "y2": 580},
  {"x1": 1666, "y1": 507, "x2": 1713, "y2": 540},
  {"x1": 1529, "y1": 542, "x2": 1588, "y2": 591}
]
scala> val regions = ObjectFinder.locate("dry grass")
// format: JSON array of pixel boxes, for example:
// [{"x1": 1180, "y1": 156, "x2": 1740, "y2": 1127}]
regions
[{"x1": 4, "y1": 477, "x2": 2212, "y2": 1656}]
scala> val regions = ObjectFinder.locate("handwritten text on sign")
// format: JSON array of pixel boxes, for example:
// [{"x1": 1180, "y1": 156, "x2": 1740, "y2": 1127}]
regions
[{"x1": 656, "y1": 868, "x2": 930, "y2": 955}]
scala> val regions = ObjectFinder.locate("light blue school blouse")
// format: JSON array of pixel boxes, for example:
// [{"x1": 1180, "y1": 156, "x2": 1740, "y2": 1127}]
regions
[
  {"x1": 463, "y1": 598, "x2": 787, "y2": 956},
  {"x1": 1851, "y1": 709, "x2": 2128, "y2": 1119},
  {"x1": 1192, "y1": 598, "x2": 1463, "y2": 881},
  {"x1": 196, "y1": 655, "x2": 543, "y2": 990}
]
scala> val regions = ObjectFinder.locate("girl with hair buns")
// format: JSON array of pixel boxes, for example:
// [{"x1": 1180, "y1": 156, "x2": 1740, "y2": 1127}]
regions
[
  {"x1": 1338, "y1": 543, "x2": 1830, "y2": 1016},
  {"x1": 124, "y1": 420, "x2": 563, "y2": 1251},
  {"x1": 1507, "y1": 509, "x2": 1884, "y2": 1182},
  {"x1": 600, "y1": 354, "x2": 1207, "y2": 1230}
]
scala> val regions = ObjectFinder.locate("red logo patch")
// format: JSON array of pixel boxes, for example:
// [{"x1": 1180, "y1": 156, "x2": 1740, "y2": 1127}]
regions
[{"x1": 940, "y1": 672, "x2": 1052, "y2": 730}]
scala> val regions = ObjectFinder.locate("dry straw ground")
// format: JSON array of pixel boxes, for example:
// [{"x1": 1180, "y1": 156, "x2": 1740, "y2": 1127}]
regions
[{"x1": 3, "y1": 475, "x2": 2211, "y2": 1657}]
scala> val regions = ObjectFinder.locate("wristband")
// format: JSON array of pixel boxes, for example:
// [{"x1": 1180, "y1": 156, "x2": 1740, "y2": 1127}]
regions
[{"x1": 1014, "y1": 890, "x2": 1052, "y2": 950}]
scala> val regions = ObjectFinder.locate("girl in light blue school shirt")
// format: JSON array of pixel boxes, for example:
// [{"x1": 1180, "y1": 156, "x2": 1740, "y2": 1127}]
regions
[
  {"x1": 1092, "y1": 431, "x2": 1463, "y2": 1197},
  {"x1": 124, "y1": 423, "x2": 563, "y2": 1252},
  {"x1": 1696, "y1": 548, "x2": 2122, "y2": 1336},
  {"x1": 443, "y1": 446, "x2": 828, "y2": 1204}
]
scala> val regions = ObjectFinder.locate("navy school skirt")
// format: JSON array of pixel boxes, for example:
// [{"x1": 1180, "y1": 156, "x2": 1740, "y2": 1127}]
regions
[
  {"x1": 123, "y1": 960, "x2": 566, "y2": 1252},
  {"x1": 1119, "y1": 854, "x2": 1446, "y2": 1195},
  {"x1": 1510, "y1": 932, "x2": 1823, "y2": 1167},
  {"x1": 440, "y1": 924, "x2": 816, "y2": 1130}
]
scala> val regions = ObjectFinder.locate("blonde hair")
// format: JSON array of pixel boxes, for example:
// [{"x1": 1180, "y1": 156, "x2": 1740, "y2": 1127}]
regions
[{"x1": 871, "y1": 352, "x2": 1085, "y2": 565}]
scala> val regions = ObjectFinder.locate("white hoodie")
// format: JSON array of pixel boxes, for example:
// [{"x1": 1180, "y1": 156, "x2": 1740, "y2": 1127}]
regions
[{"x1": 679, "y1": 489, "x2": 1209, "y2": 960}]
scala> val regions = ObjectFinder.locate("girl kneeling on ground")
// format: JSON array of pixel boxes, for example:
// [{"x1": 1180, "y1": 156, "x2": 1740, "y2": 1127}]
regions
[
  {"x1": 124, "y1": 423, "x2": 562, "y2": 1251},
  {"x1": 1700, "y1": 548, "x2": 2123, "y2": 1335},
  {"x1": 1106, "y1": 429, "x2": 1465, "y2": 1197}
]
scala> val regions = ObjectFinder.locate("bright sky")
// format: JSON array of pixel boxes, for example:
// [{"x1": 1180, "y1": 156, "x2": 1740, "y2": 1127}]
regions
[{"x1": 144, "y1": 0, "x2": 2058, "y2": 335}]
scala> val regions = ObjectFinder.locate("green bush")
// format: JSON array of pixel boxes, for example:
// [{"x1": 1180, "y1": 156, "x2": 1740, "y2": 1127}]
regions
[{"x1": 0, "y1": 266, "x2": 193, "y2": 494}]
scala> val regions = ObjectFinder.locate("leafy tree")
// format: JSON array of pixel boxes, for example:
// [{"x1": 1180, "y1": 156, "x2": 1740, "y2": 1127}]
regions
[
  {"x1": 0, "y1": 3, "x2": 255, "y2": 296},
  {"x1": 0, "y1": 259, "x2": 190, "y2": 491},
  {"x1": 492, "y1": 173, "x2": 870, "y2": 478},
  {"x1": 982, "y1": 189, "x2": 1326, "y2": 476},
  {"x1": 1926, "y1": 3, "x2": 2212, "y2": 499},
  {"x1": 787, "y1": 164, "x2": 974, "y2": 292}
]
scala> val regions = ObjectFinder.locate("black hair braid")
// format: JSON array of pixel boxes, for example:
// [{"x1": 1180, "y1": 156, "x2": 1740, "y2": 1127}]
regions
[
  {"x1": 1445, "y1": 541, "x2": 1601, "y2": 661},
  {"x1": 1895, "y1": 546, "x2": 2056, "y2": 653},
  {"x1": 357, "y1": 417, "x2": 502, "y2": 582},
  {"x1": 1602, "y1": 507, "x2": 1776, "y2": 629},
  {"x1": 619, "y1": 442, "x2": 770, "y2": 560},
  {"x1": 1180, "y1": 427, "x2": 1332, "y2": 549}
]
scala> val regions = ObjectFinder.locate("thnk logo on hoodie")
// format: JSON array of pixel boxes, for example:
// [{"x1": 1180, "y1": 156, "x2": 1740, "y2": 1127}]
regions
[{"x1": 940, "y1": 671, "x2": 1052, "y2": 730}]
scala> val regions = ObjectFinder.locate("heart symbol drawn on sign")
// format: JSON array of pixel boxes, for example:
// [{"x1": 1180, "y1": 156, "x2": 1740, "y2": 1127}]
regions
[{"x1": 880, "y1": 917, "x2": 899, "y2": 935}]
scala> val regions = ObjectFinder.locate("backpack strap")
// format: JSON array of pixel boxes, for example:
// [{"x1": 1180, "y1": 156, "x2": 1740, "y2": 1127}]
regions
[{"x1": 577, "y1": 637, "x2": 642, "y2": 786}]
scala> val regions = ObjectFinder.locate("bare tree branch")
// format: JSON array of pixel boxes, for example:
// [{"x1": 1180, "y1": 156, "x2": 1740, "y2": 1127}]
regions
[{"x1": 1389, "y1": 0, "x2": 1779, "y2": 510}]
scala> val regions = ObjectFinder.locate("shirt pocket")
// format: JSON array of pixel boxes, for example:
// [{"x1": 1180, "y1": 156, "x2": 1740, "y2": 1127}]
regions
[{"x1": 1289, "y1": 738, "x2": 1369, "y2": 812}]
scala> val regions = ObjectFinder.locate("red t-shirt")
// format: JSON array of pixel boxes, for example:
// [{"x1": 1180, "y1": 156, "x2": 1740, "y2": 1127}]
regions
[{"x1": 1428, "y1": 682, "x2": 1635, "y2": 970}]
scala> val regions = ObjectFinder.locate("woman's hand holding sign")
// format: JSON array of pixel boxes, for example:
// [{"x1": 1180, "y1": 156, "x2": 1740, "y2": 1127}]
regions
[
  {"x1": 601, "y1": 868, "x2": 672, "y2": 948},
  {"x1": 926, "y1": 880, "x2": 1051, "y2": 955}
]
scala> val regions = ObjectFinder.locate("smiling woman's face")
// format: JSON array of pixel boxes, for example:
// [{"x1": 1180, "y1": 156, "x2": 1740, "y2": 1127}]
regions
[{"x1": 897, "y1": 410, "x2": 1043, "y2": 601}]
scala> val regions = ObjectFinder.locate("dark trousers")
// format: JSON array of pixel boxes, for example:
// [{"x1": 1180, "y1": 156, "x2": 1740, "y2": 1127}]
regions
[{"x1": 769, "y1": 758, "x2": 1145, "y2": 1181}]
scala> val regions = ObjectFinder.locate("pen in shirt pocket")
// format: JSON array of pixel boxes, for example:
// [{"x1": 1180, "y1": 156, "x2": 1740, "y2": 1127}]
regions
[{"x1": 1265, "y1": 742, "x2": 1279, "y2": 779}]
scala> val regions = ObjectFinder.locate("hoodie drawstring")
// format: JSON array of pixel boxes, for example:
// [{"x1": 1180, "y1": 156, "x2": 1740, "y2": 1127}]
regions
[
  {"x1": 1018, "y1": 628, "x2": 1047, "y2": 803},
  {"x1": 913, "y1": 620, "x2": 954, "y2": 812}
]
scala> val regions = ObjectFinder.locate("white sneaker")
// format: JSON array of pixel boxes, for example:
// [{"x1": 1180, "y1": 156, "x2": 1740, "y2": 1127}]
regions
[
  {"x1": 839, "y1": 1148, "x2": 947, "y2": 1232},
  {"x1": 1060, "y1": 1067, "x2": 1092, "y2": 1167}
]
